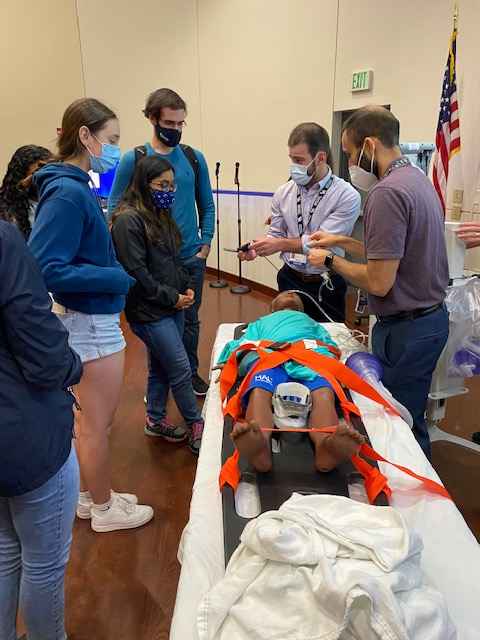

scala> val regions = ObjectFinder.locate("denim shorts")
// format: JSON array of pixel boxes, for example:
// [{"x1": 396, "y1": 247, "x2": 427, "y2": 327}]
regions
[{"x1": 55, "y1": 310, "x2": 125, "y2": 363}]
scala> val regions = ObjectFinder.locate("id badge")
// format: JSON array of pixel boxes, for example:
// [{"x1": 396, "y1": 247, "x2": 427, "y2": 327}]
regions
[{"x1": 288, "y1": 252, "x2": 307, "y2": 267}]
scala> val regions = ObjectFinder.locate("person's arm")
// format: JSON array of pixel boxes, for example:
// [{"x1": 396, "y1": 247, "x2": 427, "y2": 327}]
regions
[
  {"x1": 307, "y1": 244, "x2": 399, "y2": 295},
  {"x1": 309, "y1": 185, "x2": 404, "y2": 295},
  {"x1": 195, "y1": 151, "x2": 215, "y2": 258},
  {"x1": 307, "y1": 231, "x2": 365, "y2": 260},
  {"x1": 457, "y1": 222, "x2": 480, "y2": 249},
  {"x1": 0, "y1": 224, "x2": 82, "y2": 390},
  {"x1": 112, "y1": 213, "x2": 182, "y2": 308},
  {"x1": 29, "y1": 197, "x2": 133, "y2": 295},
  {"x1": 107, "y1": 150, "x2": 136, "y2": 220},
  {"x1": 248, "y1": 188, "x2": 303, "y2": 256},
  {"x1": 316, "y1": 185, "x2": 361, "y2": 241}
]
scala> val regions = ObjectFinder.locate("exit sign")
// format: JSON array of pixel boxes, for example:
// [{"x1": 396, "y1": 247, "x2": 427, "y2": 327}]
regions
[{"x1": 351, "y1": 70, "x2": 373, "y2": 92}]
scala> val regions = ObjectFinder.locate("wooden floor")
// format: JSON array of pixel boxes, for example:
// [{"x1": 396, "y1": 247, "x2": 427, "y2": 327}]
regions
[{"x1": 28, "y1": 276, "x2": 480, "y2": 639}]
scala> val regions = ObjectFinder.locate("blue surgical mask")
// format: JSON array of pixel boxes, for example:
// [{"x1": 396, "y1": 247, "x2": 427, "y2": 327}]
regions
[
  {"x1": 154, "y1": 124, "x2": 182, "y2": 148},
  {"x1": 87, "y1": 134, "x2": 121, "y2": 174},
  {"x1": 152, "y1": 189, "x2": 175, "y2": 210},
  {"x1": 290, "y1": 155, "x2": 318, "y2": 186}
]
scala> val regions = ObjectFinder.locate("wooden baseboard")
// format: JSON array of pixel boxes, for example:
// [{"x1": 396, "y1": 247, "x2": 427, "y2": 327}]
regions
[{"x1": 205, "y1": 267, "x2": 278, "y2": 297}]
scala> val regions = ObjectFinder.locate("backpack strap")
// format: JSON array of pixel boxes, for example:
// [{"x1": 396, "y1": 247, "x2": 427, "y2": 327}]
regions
[
  {"x1": 179, "y1": 143, "x2": 202, "y2": 225},
  {"x1": 134, "y1": 145, "x2": 147, "y2": 164}
]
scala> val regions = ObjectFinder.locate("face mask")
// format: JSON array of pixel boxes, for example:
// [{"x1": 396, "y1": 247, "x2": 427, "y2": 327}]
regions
[
  {"x1": 348, "y1": 142, "x2": 378, "y2": 192},
  {"x1": 154, "y1": 124, "x2": 182, "y2": 148},
  {"x1": 87, "y1": 134, "x2": 121, "y2": 174},
  {"x1": 290, "y1": 155, "x2": 317, "y2": 186},
  {"x1": 152, "y1": 189, "x2": 175, "y2": 209}
]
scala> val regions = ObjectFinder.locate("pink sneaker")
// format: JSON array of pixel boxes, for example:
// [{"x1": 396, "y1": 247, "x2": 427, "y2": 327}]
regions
[
  {"x1": 144, "y1": 416, "x2": 187, "y2": 443},
  {"x1": 188, "y1": 421, "x2": 204, "y2": 455}
]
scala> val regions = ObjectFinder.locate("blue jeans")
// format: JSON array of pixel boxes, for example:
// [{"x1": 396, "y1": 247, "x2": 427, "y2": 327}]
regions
[
  {"x1": 130, "y1": 313, "x2": 202, "y2": 426},
  {"x1": 0, "y1": 446, "x2": 79, "y2": 640},
  {"x1": 182, "y1": 255, "x2": 207, "y2": 376},
  {"x1": 372, "y1": 306, "x2": 449, "y2": 460}
]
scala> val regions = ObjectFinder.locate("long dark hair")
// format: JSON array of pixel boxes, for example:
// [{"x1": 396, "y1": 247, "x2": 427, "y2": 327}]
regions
[
  {"x1": 112, "y1": 155, "x2": 182, "y2": 245},
  {"x1": 0, "y1": 144, "x2": 52, "y2": 238}
]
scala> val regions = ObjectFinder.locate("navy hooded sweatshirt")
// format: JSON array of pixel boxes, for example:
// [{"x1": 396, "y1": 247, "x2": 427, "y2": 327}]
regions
[
  {"x1": 0, "y1": 222, "x2": 83, "y2": 496},
  {"x1": 29, "y1": 163, "x2": 134, "y2": 314}
]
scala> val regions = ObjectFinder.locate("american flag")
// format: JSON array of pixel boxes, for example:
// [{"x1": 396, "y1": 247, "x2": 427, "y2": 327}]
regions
[{"x1": 432, "y1": 29, "x2": 461, "y2": 213}]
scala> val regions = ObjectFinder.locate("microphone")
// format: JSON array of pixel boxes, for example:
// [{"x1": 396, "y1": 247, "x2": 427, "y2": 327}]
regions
[
  {"x1": 215, "y1": 161, "x2": 220, "y2": 177},
  {"x1": 234, "y1": 162, "x2": 240, "y2": 185}
]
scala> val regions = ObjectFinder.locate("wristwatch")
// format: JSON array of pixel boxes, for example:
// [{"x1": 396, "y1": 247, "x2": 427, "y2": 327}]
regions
[{"x1": 324, "y1": 252, "x2": 335, "y2": 269}]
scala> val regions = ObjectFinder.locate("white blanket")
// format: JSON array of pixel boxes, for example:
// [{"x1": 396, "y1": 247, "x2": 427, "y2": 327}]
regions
[{"x1": 197, "y1": 493, "x2": 456, "y2": 640}]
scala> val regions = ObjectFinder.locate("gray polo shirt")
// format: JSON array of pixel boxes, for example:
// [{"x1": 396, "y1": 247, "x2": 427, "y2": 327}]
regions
[{"x1": 364, "y1": 161, "x2": 449, "y2": 316}]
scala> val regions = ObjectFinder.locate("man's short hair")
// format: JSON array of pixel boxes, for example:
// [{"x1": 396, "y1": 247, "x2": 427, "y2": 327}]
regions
[
  {"x1": 342, "y1": 105, "x2": 400, "y2": 149},
  {"x1": 143, "y1": 88, "x2": 187, "y2": 120},
  {"x1": 288, "y1": 123, "x2": 331, "y2": 158}
]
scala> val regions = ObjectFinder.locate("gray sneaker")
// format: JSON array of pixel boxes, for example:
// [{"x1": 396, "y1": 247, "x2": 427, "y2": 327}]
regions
[
  {"x1": 144, "y1": 416, "x2": 187, "y2": 442},
  {"x1": 188, "y1": 421, "x2": 204, "y2": 455}
]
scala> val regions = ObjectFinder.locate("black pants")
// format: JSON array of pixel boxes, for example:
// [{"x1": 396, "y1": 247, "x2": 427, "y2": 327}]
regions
[{"x1": 277, "y1": 265, "x2": 347, "y2": 322}]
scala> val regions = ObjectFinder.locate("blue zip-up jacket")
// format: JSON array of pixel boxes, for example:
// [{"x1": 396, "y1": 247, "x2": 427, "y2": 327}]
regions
[
  {"x1": 29, "y1": 163, "x2": 135, "y2": 314},
  {"x1": 0, "y1": 222, "x2": 83, "y2": 497},
  {"x1": 107, "y1": 143, "x2": 215, "y2": 260}
]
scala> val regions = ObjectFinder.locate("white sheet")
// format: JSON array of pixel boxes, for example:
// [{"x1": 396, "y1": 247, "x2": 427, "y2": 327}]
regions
[
  {"x1": 197, "y1": 494, "x2": 456, "y2": 640},
  {"x1": 171, "y1": 323, "x2": 480, "y2": 640}
]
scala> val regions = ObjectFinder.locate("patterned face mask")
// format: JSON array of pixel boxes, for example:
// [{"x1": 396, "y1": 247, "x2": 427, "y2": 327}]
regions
[{"x1": 151, "y1": 189, "x2": 175, "y2": 210}]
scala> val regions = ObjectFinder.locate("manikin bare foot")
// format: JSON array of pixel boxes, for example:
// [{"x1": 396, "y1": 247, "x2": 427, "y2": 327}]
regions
[
  {"x1": 314, "y1": 423, "x2": 365, "y2": 473},
  {"x1": 230, "y1": 419, "x2": 272, "y2": 472}
]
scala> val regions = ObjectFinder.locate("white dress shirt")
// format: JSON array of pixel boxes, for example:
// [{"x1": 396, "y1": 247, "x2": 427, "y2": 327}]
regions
[{"x1": 268, "y1": 169, "x2": 361, "y2": 273}]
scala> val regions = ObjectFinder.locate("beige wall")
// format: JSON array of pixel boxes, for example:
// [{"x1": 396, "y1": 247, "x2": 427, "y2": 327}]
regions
[
  {"x1": 0, "y1": 0, "x2": 85, "y2": 173},
  {"x1": 334, "y1": 0, "x2": 480, "y2": 219},
  {"x1": 75, "y1": 0, "x2": 339, "y2": 194},
  {"x1": 2, "y1": 1, "x2": 479, "y2": 275},
  {"x1": 75, "y1": 0, "x2": 202, "y2": 156}
]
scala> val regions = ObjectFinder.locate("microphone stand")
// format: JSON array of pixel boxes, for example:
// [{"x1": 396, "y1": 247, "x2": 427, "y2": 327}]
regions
[
  {"x1": 209, "y1": 162, "x2": 228, "y2": 288},
  {"x1": 230, "y1": 162, "x2": 251, "y2": 294}
]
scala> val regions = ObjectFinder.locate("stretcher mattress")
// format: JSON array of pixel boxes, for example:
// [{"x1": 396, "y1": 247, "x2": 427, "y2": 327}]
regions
[{"x1": 171, "y1": 323, "x2": 480, "y2": 640}]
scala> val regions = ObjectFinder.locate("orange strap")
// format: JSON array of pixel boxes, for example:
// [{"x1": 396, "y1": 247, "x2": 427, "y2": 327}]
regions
[
  {"x1": 218, "y1": 339, "x2": 450, "y2": 502},
  {"x1": 219, "y1": 339, "x2": 339, "y2": 402},
  {"x1": 352, "y1": 442, "x2": 452, "y2": 502},
  {"x1": 220, "y1": 340, "x2": 400, "y2": 424},
  {"x1": 220, "y1": 441, "x2": 452, "y2": 502},
  {"x1": 219, "y1": 450, "x2": 242, "y2": 491}
]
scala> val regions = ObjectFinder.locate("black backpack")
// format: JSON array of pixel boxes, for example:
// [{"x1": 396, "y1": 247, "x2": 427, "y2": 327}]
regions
[{"x1": 134, "y1": 144, "x2": 200, "y2": 212}]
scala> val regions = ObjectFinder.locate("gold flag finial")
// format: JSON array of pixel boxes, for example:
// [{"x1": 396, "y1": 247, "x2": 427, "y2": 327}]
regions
[{"x1": 453, "y1": 0, "x2": 459, "y2": 30}]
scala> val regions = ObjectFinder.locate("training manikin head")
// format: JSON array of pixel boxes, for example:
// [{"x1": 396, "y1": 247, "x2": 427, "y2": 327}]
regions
[{"x1": 270, "y1": 291, "x2": 304, "y2": 313}]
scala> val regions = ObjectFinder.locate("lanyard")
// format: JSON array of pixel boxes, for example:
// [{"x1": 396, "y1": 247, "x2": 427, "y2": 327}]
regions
[
  {"x1": 296, "y1": 175, "x2": 334, "y2": 236},
  {"x1": 382, "y1": 156, "x2": 410, "y2": 179}
]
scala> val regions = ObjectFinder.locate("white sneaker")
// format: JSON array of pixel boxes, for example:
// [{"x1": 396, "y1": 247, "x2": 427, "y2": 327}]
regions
[
  {"x1": 77, "y1": 490, "x2": 138, "y2": 519},
  {"x1": 91, "y1": 494, "x2": 154, "y2": 532}
]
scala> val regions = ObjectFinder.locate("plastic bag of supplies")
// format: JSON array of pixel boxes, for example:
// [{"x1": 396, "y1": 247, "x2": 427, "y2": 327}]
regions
[{"x1": 445, "y1": 276, "x2": 480, "y2": 377}]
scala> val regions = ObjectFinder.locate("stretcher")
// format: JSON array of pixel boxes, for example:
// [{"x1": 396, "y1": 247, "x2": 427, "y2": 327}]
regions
[
  {"x1": 171, "y1": 322, "x2": 480, "y2": 640},
  {"x1": 219, "y1": 322, "x2": 389, "y2": 563}
]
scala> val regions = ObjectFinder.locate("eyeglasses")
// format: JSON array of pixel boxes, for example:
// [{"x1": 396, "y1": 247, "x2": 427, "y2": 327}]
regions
[
  {"x1": 150, "y1": 181, "x2": 178, "y2": 192},
  {"x1": 159, "y1": 118, "x2": 187, "y2": 129}
]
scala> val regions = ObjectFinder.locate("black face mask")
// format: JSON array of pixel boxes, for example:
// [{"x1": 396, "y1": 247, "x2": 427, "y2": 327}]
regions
[{"x1": 154, "y1": 123, "x2": 182, "y2": 148}]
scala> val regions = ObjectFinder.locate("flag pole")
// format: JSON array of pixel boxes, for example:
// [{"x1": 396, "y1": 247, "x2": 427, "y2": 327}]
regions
[{"x1": 453, "y1": 0, "x2": 458, "y2": 31}]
